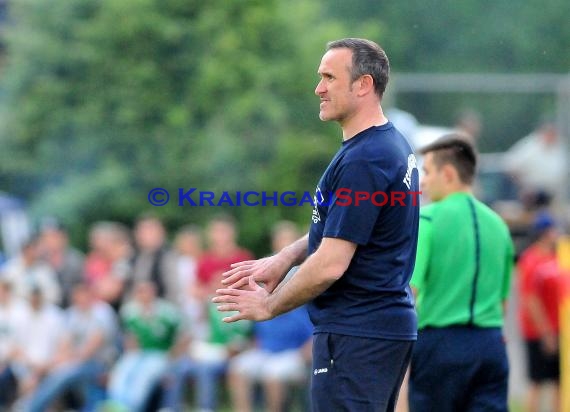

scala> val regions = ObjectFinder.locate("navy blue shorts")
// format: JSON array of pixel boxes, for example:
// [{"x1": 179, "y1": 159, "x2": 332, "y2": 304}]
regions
[
  {"x1": 311, "y1": 332, "x2": 413, "y2": 412},
  {"x1": 409, "y1": 327, "x2": 509, "y2": 412}
]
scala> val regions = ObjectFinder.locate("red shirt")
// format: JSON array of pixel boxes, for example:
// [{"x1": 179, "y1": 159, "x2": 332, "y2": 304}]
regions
[
  {"x1": 84, "y1": 252, "x2": 112, "y2": 284},
  {"x1": 517, "y1": 244, "x2": 556, "y2": 339},
  {"x1": 197, "y1": 248, "x2": 254, "y2": 292},
  {"x1": 531, "y1": 260, "x2": 562, "y2": 335}
]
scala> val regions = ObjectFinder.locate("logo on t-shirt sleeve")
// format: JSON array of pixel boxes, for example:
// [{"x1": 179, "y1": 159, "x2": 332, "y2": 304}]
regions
[
  {"x1": 311, "y1": 186, "x2": 324, "y2": 223},
  {"x1": 403, "y1": 154, "x2": 418, "y2": 190}
]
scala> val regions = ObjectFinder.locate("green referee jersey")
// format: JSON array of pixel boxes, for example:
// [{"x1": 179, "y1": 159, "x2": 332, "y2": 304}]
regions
[{"x1": 411, "y1": 192, "x2": 514, "y2": 329}]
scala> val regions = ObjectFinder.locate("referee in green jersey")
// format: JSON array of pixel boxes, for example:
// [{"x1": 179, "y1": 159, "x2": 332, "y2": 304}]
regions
[{"x1": 409, "y1": 135, "x2": 514, "y2": 412}]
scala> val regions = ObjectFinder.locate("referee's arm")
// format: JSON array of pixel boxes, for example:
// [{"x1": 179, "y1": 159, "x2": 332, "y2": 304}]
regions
[{"x1": 410, "y1": 214, "x2": 433, "y2": 297}]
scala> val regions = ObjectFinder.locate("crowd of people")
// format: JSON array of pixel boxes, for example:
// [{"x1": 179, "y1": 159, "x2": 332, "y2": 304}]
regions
[{"x1": 0, "y1": 214, "x2": 313, "y2": 412}]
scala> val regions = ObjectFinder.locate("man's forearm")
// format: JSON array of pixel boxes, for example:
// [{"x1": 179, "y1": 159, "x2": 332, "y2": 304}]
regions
[
  {"x1": 78, "y1": 334, "x2": 104, "y2": 361},
  {"x1": 279, "y1": 233, "x2": 309, "y2": 266},
  {"x1": 268, "y1": 251, "x2": 338, "y2": 317},
  {"x1": 268, "y1": 237, "x2": 354, "y2": 317}
]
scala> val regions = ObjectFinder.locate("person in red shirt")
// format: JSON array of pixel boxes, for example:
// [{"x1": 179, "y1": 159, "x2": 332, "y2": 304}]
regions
[
  {"x1": 517, "y1": 212, "x2": 561, "y2": 412},
  {"x1": 83, "y1": 222, "x2": 133, "y2": 311},
  {"x1": 196, "y1": 214, "x2": 254, "y2": 299}
]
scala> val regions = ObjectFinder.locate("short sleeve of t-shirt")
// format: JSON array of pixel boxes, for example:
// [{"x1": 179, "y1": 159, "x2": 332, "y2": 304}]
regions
[{"x1": 322, "y1": 159, "x2": 389, "y2": 245}]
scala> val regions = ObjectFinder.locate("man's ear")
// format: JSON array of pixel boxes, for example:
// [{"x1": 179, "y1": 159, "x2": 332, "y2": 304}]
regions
[
  {"x1": 442, "y1": 164, "x2": 458, "y2": 184},
  {"x1": 357, "y1": 74, "x2": 374, "y2": 96}
]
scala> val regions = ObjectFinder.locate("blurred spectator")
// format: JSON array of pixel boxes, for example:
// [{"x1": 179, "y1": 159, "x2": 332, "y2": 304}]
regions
[
  {"x1": 382, "y1": 87, "x2": 418, "y2": 144},
  {"x1": 128, "y1": 215, "x2": 174, "y2": 299},
  {"x1": 39, "y1": 218, "x2": 85, "y2": 308},
  {"x1": 168, "y1": 225, "x2": 205, "y2": 338},
  {"x1": 227, "y1": 301, "x2": 313, "y2": 412},
  {"x1": 25, "y1": 283, "x2": 118, "y2": 412},
  {"x1": 0, "y1": 280, "x2": 28, "y2": 408},
  {"x1": 270, "y1": 220, "x2": 301, "y2": 254},
  {"x1": 106, "y1": 281, "x2": 181, "y2": 412},
  {"x1": 196, "y1": 214, "x2": 253, "y2": 298},
  {"x1": 517, "y1": 213, "x2": 562, "y2": 412},
  {"x1": 84, "y1": 222, "x2": 132, "y2": 311},
  {"x1": 385, "y1": 107, "x2": 419, "y2": 144},
  {"x1": 504, "y1": 120, "x2": 567, "y2": 202},
  {"x1": 453, "y1": 108, "x2": 482, "y2": 145},
  {"x1": 2, "y1": 236, "x2": 61, "y2": 305},
  {"x1": 161, "y1": 301, "x2": 251, "y2": 412},
  {"x1": 227, "y1": 222, "x2": 310, "y2": 412},
  {"x1": 11, "y1": 288, "x2": 64, "y2": 410}
]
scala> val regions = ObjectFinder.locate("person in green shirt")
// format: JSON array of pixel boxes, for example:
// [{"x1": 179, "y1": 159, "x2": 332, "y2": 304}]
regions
[
  {"x1": 106, "y1": 281, "x2": 182, "y2": 412},
  {"x1": 161, "y1": 300, "x2": 251, "y2": 412},
  {"x1": 409, "y1": 135, "x2": 514, "y2": 412}
]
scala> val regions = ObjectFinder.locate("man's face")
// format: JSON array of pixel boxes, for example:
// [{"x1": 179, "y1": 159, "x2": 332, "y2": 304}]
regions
[
  {"x1": 41, "y1": 229, "x2": 68, "y2": 253},
  {"x1": 72, "y1": 287, "x2": 91, "y2": 311},
  {"x1": 315, "y1": 48, "x2": 359, "y2": 123},
  {"x1": 135, "y1": 219, "x2": 165, "y2": 252},
  {"x1": 421, "y1": 153, "x2": 446, "y2": 202},
  {"x1": 22, "y1": 242, "x2": 40, "y2": 263},
  {"x1": 542, "y1": 227, "x2": 560, "y2": 249},
  {"x1": 0, "y1": 284, "x2": 9, "y2": 303},
  {"x1": 208, "y1": 221, "x2": 236, "y2": 250},
  {"x1": 135, "y1": 282, "x2": 156, "y2": 306}
]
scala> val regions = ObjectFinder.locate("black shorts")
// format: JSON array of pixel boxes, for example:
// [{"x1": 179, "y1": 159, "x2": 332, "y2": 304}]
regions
[
  {"x1": 525, "y1": 339, "x2": 560, "y2": 383},
  {"x1": 311, "y1": 333, "x2": 413, "y2": 412}
]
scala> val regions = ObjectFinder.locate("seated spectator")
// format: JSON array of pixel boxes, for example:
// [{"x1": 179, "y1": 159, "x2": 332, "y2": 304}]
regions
[
  {"x1": 168, "y1": 225, "x2": 205, "y2": 338},
  {"x1": 161, "y1": 301, "x2": 251, "y2": 412},
  {"x1": 128, "y1": 215, "x2": 174, "y2": 299},
  {"x1": 24, "y1": 283, "x2": 118, "y2": 412},
  {"x1": 504, "y1": 119, "x2": 567, "y2": 203},
  {"x1": 10, "y1": 288, "x2": 64, "y2": 410},
  {"x1": 84, "y1": 222, "x2": 132, "y2": 311},
  {"x1": 2, "y1": 236, "x2": 61, "y2": 306},
  {"x1": 453, "y1": 108, "x2": 482, "y2": 145},
  {"x1": 38, "y1": 218, "x2": 85, "y2": 308},
  {"x1": 106, "y1": 281, "x2": 182, "y2": 412},
  {"x1": 196, "y1": 214, "x2": 253, "y2": 298},
  {"x1": 227, "y1": 221, "x2": 311, "y2": 412},
  {"x1": 0, "y1": 280, "x2": 29, "y2": 408},
  {"x1": 228, "y1": 302, "x2": 313, "y2": 412}
]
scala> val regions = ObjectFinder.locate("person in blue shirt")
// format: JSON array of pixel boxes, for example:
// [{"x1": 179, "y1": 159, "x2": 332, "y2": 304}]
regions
[{"x1": 214, "y1": 38, "x2": 419, "y2": 412}]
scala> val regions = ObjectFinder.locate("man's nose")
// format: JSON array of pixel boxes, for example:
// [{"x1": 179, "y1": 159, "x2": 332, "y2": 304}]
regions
[{"x1": 315, "y1": 79, "x2": 326, "y2": 96}]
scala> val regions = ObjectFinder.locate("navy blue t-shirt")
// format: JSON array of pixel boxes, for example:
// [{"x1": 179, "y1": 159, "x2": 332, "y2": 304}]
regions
[{"x1": 308, "y1": 122, "x2": 419, "y2": 340}]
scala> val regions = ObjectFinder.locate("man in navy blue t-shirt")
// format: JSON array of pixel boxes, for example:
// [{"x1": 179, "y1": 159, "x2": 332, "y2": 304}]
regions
[{"x1": 214, "y1": 38, "x2": 419, "y2": 411}]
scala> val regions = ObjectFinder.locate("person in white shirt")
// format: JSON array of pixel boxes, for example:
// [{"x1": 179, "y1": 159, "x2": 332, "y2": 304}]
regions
[
  {"x1": 25, "y1": 283, "x2": 118, "y2": 412},
  {"x1": 504, "y1": 120, "x2": 567, "y2": 200},
  {"x1": 11, "y1": 288, "x2": 64, "y2": 407},
  {"x1": 2, "y1": 237, "x2": 61, "y2": 306},
  {"x1": 167, "y1": 225, "x2": 205, "y2": 337},
  {"x1": 0, "y1": 280, "x2": 29, "y2": 407}
]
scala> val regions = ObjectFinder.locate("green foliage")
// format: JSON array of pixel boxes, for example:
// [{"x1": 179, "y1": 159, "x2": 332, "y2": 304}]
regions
[
  {"x1": 0, "y1": 0, "x2": 355, "y2": 253},
  {"x1": 323, "y1": 0, "x2": 570, "y2": 73}
]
